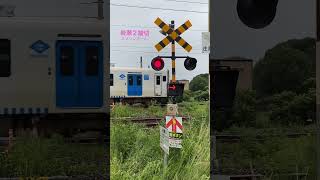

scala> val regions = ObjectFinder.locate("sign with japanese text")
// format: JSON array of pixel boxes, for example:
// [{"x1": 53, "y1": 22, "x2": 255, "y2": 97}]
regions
[
  {"x1": 165, "y1": 116, "x2": 183, "y2": 149},
  {"x1": 120, "y1": 29, "x2": 150, "y2": 40},
  {"x1": 202, "y1": 32, "x2": 210, "y2": 53},
  {"x1": 160, "y1": 126, "x2": 170, "y2": 154}
]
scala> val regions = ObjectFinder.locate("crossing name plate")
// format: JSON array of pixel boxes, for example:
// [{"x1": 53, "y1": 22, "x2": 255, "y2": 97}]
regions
[{"x1": 160, "y1": 126, "x2": 170, "y2": 154}]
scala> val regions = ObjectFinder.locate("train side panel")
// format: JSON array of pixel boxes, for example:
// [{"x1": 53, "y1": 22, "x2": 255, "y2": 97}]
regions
[
  {"x1": 0, "y1": 17, "x2": 108, "y2": 115},
  {"x1": 110, "y1": 67, "x2": 168, "y2": 100}
]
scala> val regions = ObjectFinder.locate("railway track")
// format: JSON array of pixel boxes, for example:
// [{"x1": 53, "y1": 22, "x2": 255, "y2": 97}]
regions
[
  {"x1": 111, "y1": 116, "x2": 191, "y2": 127},
  {"x1": 215, "y1": 132, "x2": 316, "y2": 143}
]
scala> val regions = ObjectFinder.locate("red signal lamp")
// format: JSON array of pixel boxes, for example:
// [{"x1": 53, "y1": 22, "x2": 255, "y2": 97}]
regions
[{"x1": 151, "y1": 57, "x2": 165, "y2": 71}]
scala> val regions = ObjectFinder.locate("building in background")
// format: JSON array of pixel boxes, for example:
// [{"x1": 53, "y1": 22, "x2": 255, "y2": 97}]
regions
[
  {"x1": 211, "y1": 59, "x2": 253, "y2": 91},
  {"x1": 177, "y1": 80, "x2": 190, "y2": 91}
]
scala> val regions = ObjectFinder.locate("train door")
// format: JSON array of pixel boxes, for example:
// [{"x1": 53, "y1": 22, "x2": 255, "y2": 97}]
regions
[
  {"x1": 56, "y1": 41, "x2": 103, "y2": 108},
  {"x1": 128, "y1": 74, "x2": 142, "y2": 96},
  {"x1": 154, "y1": 75, "x2": 162, "y2": 96}
]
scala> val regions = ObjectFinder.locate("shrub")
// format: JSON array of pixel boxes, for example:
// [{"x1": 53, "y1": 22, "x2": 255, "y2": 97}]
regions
[
  {"x1": 232, "y1": 90, "x2": 257, "y2": 127},
  {"x1": 269, "y1": 89, "x2": 315, "y2": 125}
]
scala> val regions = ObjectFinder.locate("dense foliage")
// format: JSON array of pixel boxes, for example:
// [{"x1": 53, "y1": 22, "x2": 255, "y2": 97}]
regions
[
  {"x1": 178, "y1": 73, "x2": 209, "y2": 103},
  {"x1": 213, "y1": 37, "x2": 316, "y2": 178},
  {"x1": 189, "y1": 74, "x2": 208, "y2": 92},
  {"x1": 254, "y1": 38, "x2": 315, "y2": 96}
]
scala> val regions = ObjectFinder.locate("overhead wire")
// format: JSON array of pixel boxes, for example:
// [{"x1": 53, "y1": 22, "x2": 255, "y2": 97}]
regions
[
  {"x1": 164, "y1": 0, "x2": 208, "y2": 5},
  {"x1": 110, "y1": 3, "x2": 208, "y2": 14},
  {"x1": 111, "y1": 49, "x2": 207, "y2": 55}
]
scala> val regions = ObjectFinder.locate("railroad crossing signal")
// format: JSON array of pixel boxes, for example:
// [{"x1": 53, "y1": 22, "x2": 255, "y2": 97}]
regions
[
  {"x1": 152, "y1": 17, "x2": 197, "y2": 87},
  {"x1": 154, "y1": 17, "x2": 192, "y2": 52},
  {"x1": 167, "y1": 83, "x2": 184, "y2": 97},
  {"x1": 151, "y1": 57, "x2": 165, "y2": 71},
  {"x1": 237, "y1": 0, "x2": 278, "y2": 29},
  {"x1": 184, "y1": 57, "x2": 197, "y2": 71}
]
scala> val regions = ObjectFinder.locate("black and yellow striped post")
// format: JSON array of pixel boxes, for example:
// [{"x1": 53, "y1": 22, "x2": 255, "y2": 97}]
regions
[
  {"x1": 171, "y1": 20, "x2": 176, "y2": 84},
  {"x1": 153, "y1": 18, "x2": 195, "y2": 101}
]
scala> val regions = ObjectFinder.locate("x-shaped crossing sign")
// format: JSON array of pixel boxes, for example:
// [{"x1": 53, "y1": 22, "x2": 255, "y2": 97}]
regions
[{"x1": 154, "y1": 17, "x2": 193, "y2": 52}]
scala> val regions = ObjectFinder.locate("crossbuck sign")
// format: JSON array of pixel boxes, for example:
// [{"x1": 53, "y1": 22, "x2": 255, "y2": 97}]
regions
[{"x1": 154, "y1": 17, "x2": 193, "y2": 52}]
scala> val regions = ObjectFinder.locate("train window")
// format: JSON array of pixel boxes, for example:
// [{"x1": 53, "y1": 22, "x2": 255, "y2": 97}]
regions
[
  {"x1": 86, "y1": 47, "x2": 99, "y2": 76},
  {"x1": 156, "y1": 76, "x2": 161, "y2": 85},
  {"x1": 60, "y1": 47, "x2": 74, "y2": 76},
  {"x1": 128, "y1": 76, "x2": 133, "y2": 86},
  {"x1": 110, "y1": 74, "x2": 114, "y2": 86},
  {"x1": 163, "y1": 76, "x2": 166, "y2": 82},
  {"x1": 0, "y1": 39, "x2": 10, "y2": 77},
  {"x1": 144, "y1": 74, "x2": 149, "y2": 80},
  {"x1": 137, "y1": 76, "x2": 142, "y2": 86}
]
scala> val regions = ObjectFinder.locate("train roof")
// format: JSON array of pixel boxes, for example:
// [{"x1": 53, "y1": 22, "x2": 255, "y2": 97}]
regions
[
  {"x1": 0, "y1": 17, "x2": 107, "y2": 36},
  {"x1": 0, "y1": 16, "x2": 105, "y2": 24}
]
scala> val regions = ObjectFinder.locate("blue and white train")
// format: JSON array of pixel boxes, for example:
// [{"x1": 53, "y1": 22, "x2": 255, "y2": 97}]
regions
[
  {"x1": 0, "y1": 16, "x2": 108, "y2": 136},
  {"x1": 110, "y1": 67, "x2": 169, "y2": 104}
]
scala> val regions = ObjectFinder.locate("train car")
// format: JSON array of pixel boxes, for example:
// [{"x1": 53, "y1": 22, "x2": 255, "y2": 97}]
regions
[
  {"x1": 110, "y1": 67, "x2": 168, "y2": 105},
  {"x1": 0, "y1": 16, "x2": 109, "y2": 136}
]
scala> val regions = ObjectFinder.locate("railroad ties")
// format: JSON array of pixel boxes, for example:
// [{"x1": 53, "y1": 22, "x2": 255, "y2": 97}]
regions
[
  {"x1": 216, "y1": 132, "x2": 316, "y2": 143},
  {"x1": 111, "y1": 116, "x2": 190, "y2": 127}
]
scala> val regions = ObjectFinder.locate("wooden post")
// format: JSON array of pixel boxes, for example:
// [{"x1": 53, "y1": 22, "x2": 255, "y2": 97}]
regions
[
  {"x1": 7, "y1": 128, "x2": 13, "y2": 152},
  {"x1": 296, "y1": 164, "x2": 299, "y2": 180},
  {"x1": 250, "y1": 161, "x2": 256, "y2": 180},
  {"x1": 164, "y1": 151, "x2": 168, "y2": 168}
]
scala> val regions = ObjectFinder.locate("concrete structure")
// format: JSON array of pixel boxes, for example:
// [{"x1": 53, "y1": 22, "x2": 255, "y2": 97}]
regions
[
  {"x1": 177, "y1": 79, "x2": 190, "y2": 91},
  {"x1": 211, "y1": 59, "x2": 253, "y2": 91}
]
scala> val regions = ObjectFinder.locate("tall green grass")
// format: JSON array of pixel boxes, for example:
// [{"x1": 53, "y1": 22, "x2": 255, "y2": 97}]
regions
[
  {"x1": 111, "y1": 104, "x2": 166, "y2": 118},
  {"x1": 111, "y1": 102, "x2": 210, "y2": 180},
  {"x1": 0, "y1": 135, "x2": 107, "y2": 178}
]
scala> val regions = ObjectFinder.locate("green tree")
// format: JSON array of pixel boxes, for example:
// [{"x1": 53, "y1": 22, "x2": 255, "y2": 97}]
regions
[
  {"x1": 189, "y1": 74, "x2": 209, "y2": 92},
  {"x1": 254, "y1": 38, "x2": 315, "y2": 97},
  {"x1": 268, "y1": 88, "x2": 315, "y2": 125}
]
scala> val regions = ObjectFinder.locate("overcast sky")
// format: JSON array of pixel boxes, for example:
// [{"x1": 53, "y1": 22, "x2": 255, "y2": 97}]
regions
[
  {"x1": 110, "y1": 0, "x2": 209, "y2": 81},
  {"x1": 1, "y1": 0, "x2": 209, "y2": 81},
  {"x1": 210, "y1": 0, "x2": 316, "y2": 61},
  {"x1": 1, "y1": 0, "x2": 316, "y2": 80}
]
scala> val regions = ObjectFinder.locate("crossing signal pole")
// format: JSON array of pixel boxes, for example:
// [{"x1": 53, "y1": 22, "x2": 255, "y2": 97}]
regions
[
  {"x1": 171, "y1": 20, "x2": 176, "y2": 83},
  {"x1": 152, "y1": 17, "x2": 197, "y2": 99},
  {"x1": 153, "y1": 17, "x2": 196, "y2": 170}
]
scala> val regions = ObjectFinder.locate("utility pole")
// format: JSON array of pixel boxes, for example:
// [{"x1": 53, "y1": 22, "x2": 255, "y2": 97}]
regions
[
  {"x1": 140, "y1": 56, "x2": 143, "y2": 68},
  {"x1": 317, "y1": 1, "x2": 320, "y2": 179},
  {"x1": 97, "y1": 0, "x2": 104, "y2": 20}
]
